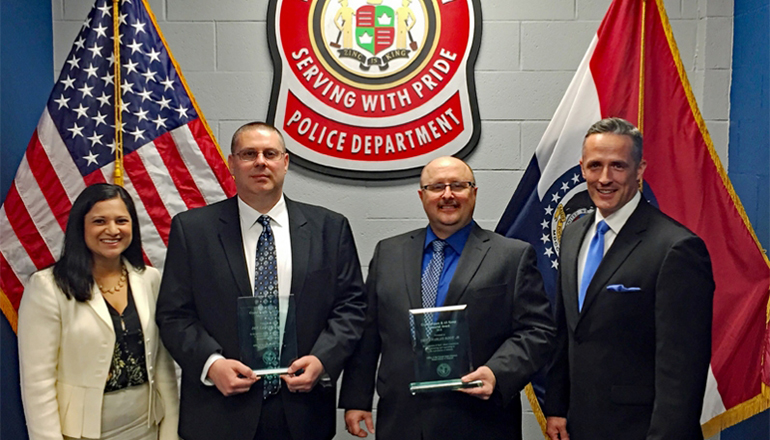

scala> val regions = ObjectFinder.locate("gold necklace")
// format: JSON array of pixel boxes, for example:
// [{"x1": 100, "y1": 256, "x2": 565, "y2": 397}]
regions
[{"x1": 98, "y1": 265, "x2": 127, "y2": 295}]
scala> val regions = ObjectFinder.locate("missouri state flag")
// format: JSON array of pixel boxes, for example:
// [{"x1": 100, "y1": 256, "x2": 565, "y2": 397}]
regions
[{"x1": 495, "y1": 0, "x2": 770, "y2": 436}]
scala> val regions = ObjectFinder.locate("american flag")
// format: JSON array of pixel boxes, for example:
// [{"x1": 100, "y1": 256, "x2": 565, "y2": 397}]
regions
[{"x1": 0, "y1": 0, "x2": 236, "y2": 330}]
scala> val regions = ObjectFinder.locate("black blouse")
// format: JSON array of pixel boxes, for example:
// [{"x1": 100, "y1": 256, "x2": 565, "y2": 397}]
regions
[{"x1": 104, "y1": 286, "x2": 149, "y2": 392}]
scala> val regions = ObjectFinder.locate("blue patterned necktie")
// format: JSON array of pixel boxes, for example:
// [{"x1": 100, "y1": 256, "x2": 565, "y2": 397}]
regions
[
  {"x1": 422, "y1": 239, "x2": 447, "y2": 309},
  {"x1": 255, "y1": 215, "x2": 280, "y2": 397},
  {"x1": 579, "y1": 220, "x2": 610, "y2": 311}
]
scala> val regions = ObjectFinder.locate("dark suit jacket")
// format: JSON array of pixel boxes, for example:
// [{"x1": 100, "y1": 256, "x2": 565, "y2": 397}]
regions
[
  {"x1": 339, "y1": 223, "x2": 554, "y2": 440},
  {"x1": 544, "y1": 199, "x2": 714, "y2": 440},
  {"x1": 156, "y1": 196, "x2": 366, "y2": 440}
]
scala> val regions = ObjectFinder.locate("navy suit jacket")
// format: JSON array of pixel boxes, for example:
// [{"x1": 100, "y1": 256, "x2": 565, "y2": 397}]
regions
[
  {"x1": 544, "y1": 199, "x2": 714, "y2": 440},
  {"x1": 156, "y1": 196, "x2": 366, "y2": 440}
]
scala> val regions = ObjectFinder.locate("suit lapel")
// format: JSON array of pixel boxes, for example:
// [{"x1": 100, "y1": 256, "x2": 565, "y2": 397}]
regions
[
  {"x1": 562, "y1": 214, "x2": 593, "y2": 329},
  {"x1": 286, "y1": 198, "x2": 310, "y2": 305},
  {"x1": 86, "y1": 284, "x2": 114, "y2": 332},
  {"x1": 443, "y1": 224, "x2": 490, "y2": 307},
  {"x1": 577, "y1": 202, "x2": 648, "y2": 324},
  {"x1": 218, "y1": 197, "x2": 251, "y2": 298},
  {"x1": 405, "y1": 229, "x2": 426, "y2": 310}
]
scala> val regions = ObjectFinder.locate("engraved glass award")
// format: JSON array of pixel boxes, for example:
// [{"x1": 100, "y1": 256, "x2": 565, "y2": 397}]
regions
[
  {"x1": 237, "y1": 294, "x2": 297, "y2": 375},
  {"x1": 408, "y1": 304, "x2": 481, "y2": 394}
]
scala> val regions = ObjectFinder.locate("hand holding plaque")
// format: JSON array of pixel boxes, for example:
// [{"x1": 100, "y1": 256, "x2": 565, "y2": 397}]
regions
[{"x1": 408, "y1": 304, "x2": 482, "y2": 394}]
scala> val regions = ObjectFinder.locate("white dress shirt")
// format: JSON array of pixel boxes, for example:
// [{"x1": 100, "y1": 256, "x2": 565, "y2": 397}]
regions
[
  {"x1": 201, "y1": 195, "x2": 293, "y2": 383},
  {"x1": 577, "y1": 191, "x2": 641, "y2": 295}
]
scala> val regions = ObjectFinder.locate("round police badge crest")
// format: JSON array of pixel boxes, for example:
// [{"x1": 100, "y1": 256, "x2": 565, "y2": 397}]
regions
[
  {"x1": 436, "y1": 362, "x2": 451, "y2": 378},
  {"x1": 267, "y1": 0, "x2": 482, "y2": 179}
]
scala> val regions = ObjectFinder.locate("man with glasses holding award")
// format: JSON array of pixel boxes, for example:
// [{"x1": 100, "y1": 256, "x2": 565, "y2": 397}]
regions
[
  {"x1": 339, "y1": 157, "x2": 555, "y2": 440},
  {"x1": 156, "y1": 122, "x2": 366, "y2": 440}
]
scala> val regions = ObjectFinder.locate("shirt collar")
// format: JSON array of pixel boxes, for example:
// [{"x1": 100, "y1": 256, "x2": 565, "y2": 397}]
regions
[
  {"x1": 594, "y1": 190, "x2": 641, "y2": 234},
  {"x1": 237, "y1": 194, "x2": 288, "y2": 229},
  {"x1": 424, "y1": 221, "x2": 474, "y2": 254}
]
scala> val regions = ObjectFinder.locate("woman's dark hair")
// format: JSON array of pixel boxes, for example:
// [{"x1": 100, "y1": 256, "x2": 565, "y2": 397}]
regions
[{"x1": 53, "y1": 184, "x2": 145, "y2": 301}]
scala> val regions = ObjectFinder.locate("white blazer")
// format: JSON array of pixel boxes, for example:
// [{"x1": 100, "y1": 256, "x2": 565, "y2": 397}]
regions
[{"x1": 18, "y1": 261, "x2": 179, "y2": 440}]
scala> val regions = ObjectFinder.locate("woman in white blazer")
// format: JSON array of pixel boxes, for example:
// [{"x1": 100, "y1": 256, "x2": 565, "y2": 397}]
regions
[{"x1": 18, "y1": 184, "x2": 179, "y2": 440}]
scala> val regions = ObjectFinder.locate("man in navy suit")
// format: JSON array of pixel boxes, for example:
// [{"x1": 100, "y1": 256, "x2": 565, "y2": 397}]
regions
[
  {"x1": 156, "y1": 122, "x2": 366, "y2": 440},
  {"x1": 544, "y1": 118, "x2": 714, "y2": 440}
]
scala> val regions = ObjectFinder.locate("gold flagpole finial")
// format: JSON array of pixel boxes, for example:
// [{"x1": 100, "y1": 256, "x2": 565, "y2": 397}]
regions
[{"x1": 112, "y1": 0, "x2": 124, "y2": 186}]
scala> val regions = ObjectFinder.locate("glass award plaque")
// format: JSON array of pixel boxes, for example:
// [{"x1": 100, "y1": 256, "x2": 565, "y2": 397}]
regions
[
  {"x1": 408, "y1": 304, "x2": 482, "y2": 394},
  {"x1": 237, "y1": 294, "x2": 297, "y2": 376}
]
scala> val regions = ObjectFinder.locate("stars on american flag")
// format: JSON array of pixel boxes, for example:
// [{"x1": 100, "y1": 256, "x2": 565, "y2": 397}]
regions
[
  {"x1": 146, "y1": 47, "x2": 161, "y2": 63},
  {"x1": 131, "y1": 21, "x2": 147, "y2": 35},
  {"x1": 54, "y1": 94, "x2": 70, "y2": 109},
  {"x1": 73, "y1": 104, "x2": 89, "y2": 119},
  {"x1": 67, "y1": 123, "x2": 85, "y2": 138},
  {"x1": 87, "y1": 43, "x2": 103, "y2": 58},
  {"x1": 2, "y1": 0, "x2": 237, "y2": 318},
  {"x1": 61, "y1": 75, "x2": 76, "y2": 90},
  {"x1": 47, "y1": 0, "x2": 196, "y2": 175}
]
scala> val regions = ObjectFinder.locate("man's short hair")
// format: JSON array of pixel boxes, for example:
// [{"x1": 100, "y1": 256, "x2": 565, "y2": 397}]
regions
[
  {"x1": 230, "y1": 122, "x2": 286, "y2": 153},
  {"x1": 584, "y1": 117, "x2": 643, "y2": 164}
]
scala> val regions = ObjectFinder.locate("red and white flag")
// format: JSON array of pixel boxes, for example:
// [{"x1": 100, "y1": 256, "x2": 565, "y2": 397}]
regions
[
  {"x1": 496, "y1": 0, "x2": 770, "y2": 436},
  {"x1": 0, "y1": 0, "x2": 236, "y2": 331}
]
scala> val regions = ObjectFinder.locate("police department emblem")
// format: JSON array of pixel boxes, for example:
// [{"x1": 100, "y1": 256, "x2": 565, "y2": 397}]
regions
[{"x1": 267, "y1": 0, "x2": 482, "y2": 179}]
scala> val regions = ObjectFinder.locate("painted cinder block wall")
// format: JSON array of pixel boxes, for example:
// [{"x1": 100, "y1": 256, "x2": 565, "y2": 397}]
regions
[{"x1": 51, "y1": 0, "x2": 734, "y2": 438}]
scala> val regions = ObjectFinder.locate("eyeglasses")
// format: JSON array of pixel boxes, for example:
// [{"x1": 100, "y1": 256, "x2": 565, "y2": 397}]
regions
[
  {"x1": 233, "y1": 149, "x2": 285, "y2": 162},
  {"x1": 421, "y1": 181, "x2": 475, "y2": 193}
]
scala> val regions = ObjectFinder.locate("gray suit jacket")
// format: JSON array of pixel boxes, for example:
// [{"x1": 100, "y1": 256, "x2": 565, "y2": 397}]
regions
[
  {"x1": 545, "y1": 199, "x2": 714, "y2": 440},
  {"x1": 339, "y1": 223, "x2": 554, "y2": 440}
]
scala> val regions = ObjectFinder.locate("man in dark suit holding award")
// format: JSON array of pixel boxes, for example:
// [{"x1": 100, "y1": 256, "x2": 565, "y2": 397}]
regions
[
  {"x1": 339, "y1": 156, "x2": 555, "y2": 440},
  {"x1": 156, "y1": 122, "x2": 366, "y2": 440},
  {"x1": 544, "y1": 118, "x2": 715, "y2": 440}
]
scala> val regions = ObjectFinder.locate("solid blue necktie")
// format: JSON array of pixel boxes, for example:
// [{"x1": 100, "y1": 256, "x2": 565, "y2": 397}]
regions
[
  {"x1": 579, "y1": 220, "x2": 610, "y2": 312},
  {"x1": 255, "y1": 215, "x2": 280, "y2": 397},
  {"x1": 422, "y1": 239, "x2": 447, "y2": 309}
]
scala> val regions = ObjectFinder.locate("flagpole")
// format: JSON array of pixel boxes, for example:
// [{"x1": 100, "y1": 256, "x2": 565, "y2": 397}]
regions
[
  {"x1": 112, "y1": 0, "x2": 124, "y2": 186},
  {"x1": 638, "y1": 0, "x2": 646, "y2": 134},
  {"x1": 637, "y1": 0, "x2": 646, "y2": 194}
]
